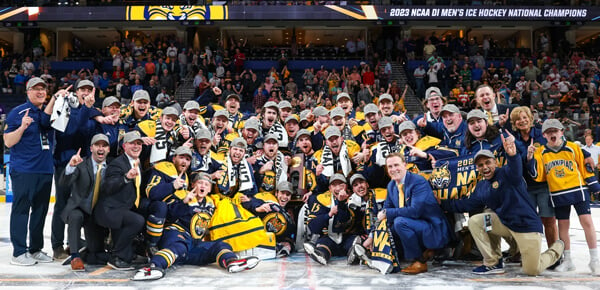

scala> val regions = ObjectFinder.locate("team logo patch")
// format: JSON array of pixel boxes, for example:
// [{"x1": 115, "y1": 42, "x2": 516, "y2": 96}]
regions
[
  {"x1": 190, "y1": 211, "x2": 211, "y2": 240},
  {"x1": 492, "y1": 181, "x2": 499, "y2": 189},
  {"x1": 263, "y1": 212, "x2": 287, "y2": 236},
  {"x1": 429, "y1": 162, "x2": 451, "y2": 189},
  {"x1": 555, "y1": 168, "x2": 565, "y2": 178}
]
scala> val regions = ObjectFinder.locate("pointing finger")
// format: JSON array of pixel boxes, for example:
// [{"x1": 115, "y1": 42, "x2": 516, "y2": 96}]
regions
[{"x1": 76, "y1": 148, "x2": 82, "y2": 156}]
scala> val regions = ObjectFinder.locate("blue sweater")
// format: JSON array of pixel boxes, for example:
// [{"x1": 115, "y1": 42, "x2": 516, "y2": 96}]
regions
[{"x1": 441, "y1": 154, "x2": 543, "y2": 233}]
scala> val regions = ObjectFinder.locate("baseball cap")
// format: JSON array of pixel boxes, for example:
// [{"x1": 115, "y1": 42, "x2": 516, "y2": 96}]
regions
[
  {"x1": 313, "y1": 106, "x2": 329, "y2": 118},
  {"x1": 213, "y1": 109, "x2": 229, "y2": 119},
  {"x1": 173, "y1": 146, "x2": 193, "y2": 158},
  {"x1": 194, "y1": 128, "x2": 212, "y2": 140},
  {"x1": 102, "y1": 96, "x2": 120, "y2": 108},
  {"x1": 350, "y1": 173, "x2": 366, "y2": 185},
  {"x1": 123, "y1": 131, "x2": 143, "y2": 144},
  {"x1": 132, "y1": 90, "x2": 150, "y2": 102},
  {"x1": 336, "y1": 92, "x2": 352, "y2": 103},
  {"x1": 378, "y1": 116, "x2": 394, "y2": 129},
  {"x1": 77, "y1": 80, "x2": 94, "y2": 89},
  {"x1": 263, "y1": 134, "x2": 279, "y2": 144},
  {"x1": 226, "y1": 94, "x2": 241, "y2": 102},
  {"x1": 466, "y1": 109, "x2": 487, "y2": 121},
  {"x1": 26, "y1": 77, "x2": 47, "y2": 90},
  {"x1": 441, "y1": 104, "x2": 460, "y2": 114},
  {"x1": 364, "y1": 103, "x2": 379, "y2": 116},
  {"x1": 277, "y1": 181, "x2": 293, "y2": 193},
  {"x1": 541, "y1": 118, "x2": 564, "y2": 133},
  {"x1": 278, "y1": 100, "x2": 292, "y2": 110},
  {"x1": 162, "y1": 107, "x2": 179, "y2": 117},
  {"x1": 90, "y1": 133, "x2": 109, "y2": 145},
  {"x1": 329, "y1": 173, "x2": 347, "y2": 185},
  {"x1": 285, "y1": 115, "x2": 299, "y2": 124},
  {"x1": 296, "y1": 129, "x2": 311, "y2": 138},
  {"x1": 425, "y1": 87, "x2": 443, "y2": 100},
  {"x1": 183, "y1": 100, "x2": 201, "y2": 111},
  {"x1": 194, "y1": 172, "x2": 214, "y2": 183},
  {"x1": 474, "y1": 149, "x2": 495, "y2": 163},
  {"x1": 324, "y1": 126, "x2": 342, "y2": 140},
  {"x1": 264, "y1": 101, "x2": 279, "y2": 110},
  {"x1": 244, "y1": 118, "x2": 260, "y2": 131},
  {"x1": 230, "y1": 137, "x2": 247, "y2": 150},
  {"x1": 330, "y1": 107, "x2": 345, "y2": 119},
  {"x1": 379, "y1": 94, "x2": 393, "y2": 103},
  {"x1": 300, "y1": 109, "x2": 311, "y2": 122},
  {"x1": 397, "y1": 120, "x2": 416, "y2": 133}
]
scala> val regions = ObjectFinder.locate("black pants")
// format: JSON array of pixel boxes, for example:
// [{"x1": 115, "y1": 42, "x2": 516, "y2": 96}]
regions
[
  {"x1": 52, "y1": 165, "x2": 70, "y2": 249},
  {"x1": 66, "y1": 208, "x2": 107, "y2": 258},
  {"x1": 95, "y1": 208, "x2": 144, "y2": 262}
]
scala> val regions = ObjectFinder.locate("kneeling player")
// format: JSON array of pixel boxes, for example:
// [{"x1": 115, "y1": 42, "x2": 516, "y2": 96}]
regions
[{"x1": 132, "y1": 173, "x2": 260, "y2": 281}]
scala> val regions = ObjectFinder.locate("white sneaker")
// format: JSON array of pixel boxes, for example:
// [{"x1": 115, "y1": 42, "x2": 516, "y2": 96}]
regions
[
  {"x1": 131, "y1": 267, "x2": 165, "y2": 281},
  {"x1": 555, "y1": 258, "x2": 575, "y2": 272},
  {"x1": 590, "y1": 260, "x2": 600, "y2": 276},
  {"x1": 31, "y1": 251, "x2": 53, "y2": 263},
  {"x1": 11, "y1": 253, "x2": 37, "y2": 266}
]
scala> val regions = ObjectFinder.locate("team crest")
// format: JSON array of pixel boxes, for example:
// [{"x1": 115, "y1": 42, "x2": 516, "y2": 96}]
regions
[
  {"x1": 263, "y1": 212, "x2": 288, "y2": 236},
  {"x1": 126, "y1": 5, "x2": 228, "y2": 21},
  {"x1": 262, "y1": 171, "x2": 276, "y2": 192},
  {"x1": 190, "y1": 211, "x2": 211, "y2": 240},
  {"x1": 492, "y1": 181, "x2": 499, "y2": 189},
  {"x1": 555, "y1": 168, "x2": 565, "y2": 178},
  {"x1": 429, "y1": 162, "x2": 451, "y2": 189}
]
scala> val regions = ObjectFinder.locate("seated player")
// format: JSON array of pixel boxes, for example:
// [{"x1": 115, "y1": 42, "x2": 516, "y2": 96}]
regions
[
  {"x1": 303, "y1": 174, "x2": 358, "y2": 265},
  {"x1": 132, "y1": 173, "x2": 260, "y2": 281}
]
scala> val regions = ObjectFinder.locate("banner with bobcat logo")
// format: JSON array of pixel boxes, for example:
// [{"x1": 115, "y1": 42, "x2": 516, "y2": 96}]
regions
[{"x1": 429, "y1": 151, "x2": 507, "y2": 200}]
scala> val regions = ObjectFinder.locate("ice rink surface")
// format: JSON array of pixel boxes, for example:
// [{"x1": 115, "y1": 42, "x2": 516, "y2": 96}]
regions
[{"x1": 1, "y1": 202, "x2": 600, "y2": 290}]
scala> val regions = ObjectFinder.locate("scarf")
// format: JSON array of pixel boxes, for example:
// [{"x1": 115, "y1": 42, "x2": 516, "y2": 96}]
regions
[
  {"x1": 321, "y1": 142, "x2": 351, "y2": 177},
  {"x1": 50, "y1": 94, "x2": 70, "y2": 132},
  {"x1": 327, "y1": 193, "x2": 343, "y2": 244},
  {"x1": 150, "y1": 119, "x2": 175, "y2": 164},
  {"x1": 257, "y1": 151, "x2": 288, "y2": 192},
  {"x1": 267, "y1": 122, "x2": 289, "y2": 148},
  {"x1": 220, "y1": 156, "x2": 253, "y2": 194},
  {"x1": 179, "y1": 114, "x2": 207, "y2": 135},
  {"x1": 191, "y1": 151, "x2": 213, "y2": 173},
  {"x1": 375, "y1": 139, "x2": 402, "y2": 166}
]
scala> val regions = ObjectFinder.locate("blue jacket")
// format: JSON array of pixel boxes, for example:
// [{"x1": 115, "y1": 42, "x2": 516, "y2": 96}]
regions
[
  {"x1": 383, "y1": 172, "x2": 451, "y2": 249},
  {"x1": 441, "y1": 154, "x2": 543, "y2": 233},
  {"x1": 425, "y1": 120, "x2": 467, "y2": 151}
]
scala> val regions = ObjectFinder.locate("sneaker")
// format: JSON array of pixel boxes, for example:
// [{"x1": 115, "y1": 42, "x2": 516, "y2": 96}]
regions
[
  {"x1": 555, "y1": 258, "x2": 575, "y2": 272},
  {"x1": 53, "y1": 246, "x2": 69, "y2": 260},
  {"x1": 303, "y1": 242, "x2": 327, "y2": 265},
  {"x1": 108, "y1": 256, "x2": 134, "y2": 271},
  {"x1": 131, "y1": 267, "x2": 165, "y2": 281},
  {"x1": 472, "y1": 260, "x2": 505, "y2": 275},
  {"x1": 71, "y1": 257, "x2": 85, "y2": 272},
  {"x1": 11, "y1": 253, "x2": 37, "y2": 266},
  {"x1": 504, "y1": 252, "x2": 522, "y2": 264},
  {"x1": 347, "y1": 236, "x2": 361, "y2": 265},
  {"x1": 226, "y1": 256, "x2": 260, "y2": 273},
  {"x1": 31, "y1": 251, "x2": 53, "y2": 263},
  {"x1": 590, "y1": 260, "x2": 600, "y2": 276}
]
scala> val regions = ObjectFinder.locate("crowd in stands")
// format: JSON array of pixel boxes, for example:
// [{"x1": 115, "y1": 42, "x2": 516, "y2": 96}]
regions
[
  {"x1": 4, "y1": 26, "x2": 600, "y2": 281},
  {"x1": 411, "y1": 32, "x2": 600, "y2": 143}
]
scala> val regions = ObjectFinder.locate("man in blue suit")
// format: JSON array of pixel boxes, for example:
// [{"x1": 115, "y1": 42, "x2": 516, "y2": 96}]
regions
[{"x1": 378, "y1": 152, "x2": 451, "y2": 274}]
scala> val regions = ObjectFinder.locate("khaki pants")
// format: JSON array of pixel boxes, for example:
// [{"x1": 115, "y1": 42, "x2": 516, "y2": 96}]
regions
[{"x1": 468, "y1": 211, "x2": 559, "y2": 276}]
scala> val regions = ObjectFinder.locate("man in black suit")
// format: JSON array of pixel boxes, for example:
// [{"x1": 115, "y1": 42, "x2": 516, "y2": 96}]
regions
[
  {"x1": 59, "y1": 133, "x2": 111, "y2": 271},
  {"x1": 475, "y1": 84, "x2": 516, "y2": 129},
  {"x1": 94, "y1": 131, "x2": 145, "y2": 270}
]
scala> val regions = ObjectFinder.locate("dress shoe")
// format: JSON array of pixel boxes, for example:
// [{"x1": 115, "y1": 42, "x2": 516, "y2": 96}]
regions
[
  {"x1": 107, "y1": 256, "x2": 134, "y2": 271},
  {"x1": 401, "y1": 260, "x2": 428, "y2": 275},
  {"x1": 71, "y1": 257, "x2": 85, "y2": 272}
]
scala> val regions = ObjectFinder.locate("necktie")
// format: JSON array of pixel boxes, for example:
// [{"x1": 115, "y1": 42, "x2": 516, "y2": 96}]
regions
[
  {"x1": 486, "y1": 111, "x2": 494, "y2": 126},
  {"x1": 92, "y1": 163, "x2": 102, "y2": 208},
  {"x1": 398, "y1": 183, "x2": 405, "y2": 208},
  {"x1": 134, "y1": 160, "x2": 141, "y2": 208}
]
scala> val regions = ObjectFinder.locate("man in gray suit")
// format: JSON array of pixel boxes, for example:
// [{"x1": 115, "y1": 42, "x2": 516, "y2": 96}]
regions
[{"x1": 59, "y1": 134, "x2": 111, "y2": 271}]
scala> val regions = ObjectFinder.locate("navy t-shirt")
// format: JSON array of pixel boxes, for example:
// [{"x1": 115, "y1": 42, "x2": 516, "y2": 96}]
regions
[{"x1": 5, "y1": 101, "x2": 54, "y2": 174}]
